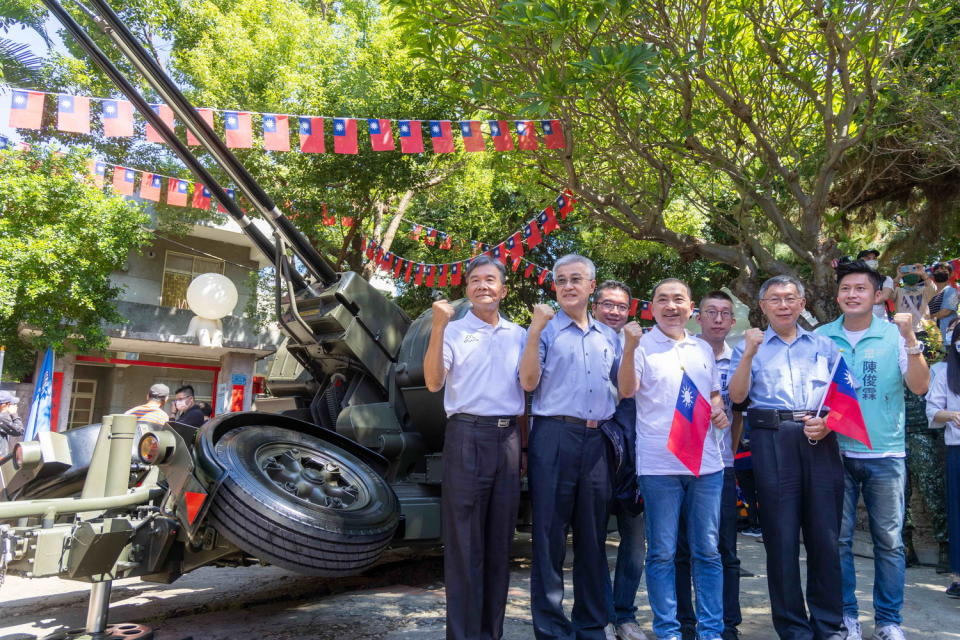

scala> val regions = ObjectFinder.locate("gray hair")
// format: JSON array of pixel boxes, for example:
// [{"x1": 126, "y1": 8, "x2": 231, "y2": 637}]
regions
[
  {"x1": 553, "y1": 253, "x2": 596, "y2": 280},
  {"x1": 464, "y1": 255, "x2": 507, "y2": 284},
  {"x1": 758, "y1": 275, "x2": 805, "y2": 300}
]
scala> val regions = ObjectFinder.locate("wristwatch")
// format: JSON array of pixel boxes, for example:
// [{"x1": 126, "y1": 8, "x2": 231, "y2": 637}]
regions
[{"x1": 905, "y1": 342, "x2": 925, "y2": 355}]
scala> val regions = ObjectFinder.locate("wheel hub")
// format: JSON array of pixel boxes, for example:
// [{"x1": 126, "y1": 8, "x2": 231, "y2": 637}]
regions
[{"x1": 260, "y1": 446, "x2": 363, "y2": 510}]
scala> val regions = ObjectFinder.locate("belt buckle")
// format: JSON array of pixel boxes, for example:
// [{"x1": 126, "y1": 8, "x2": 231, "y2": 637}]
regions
[
  {"x1": 791, "y1": 410, "x2": 809, "y2": 422},
  {"x1": 496, "y1": 418, "x2": 510, "y2": 428}
]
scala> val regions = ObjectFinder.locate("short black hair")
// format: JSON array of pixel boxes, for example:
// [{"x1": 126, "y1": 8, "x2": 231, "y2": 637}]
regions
[
  {"x1": 199, "y1": 401, "x2": 214, "y2": 418},
  {"x1": 464, "y1": 255, "x2": 507, "y2": 284},
  {"x1": 595, "y1": 280, "x2": 632, "y2": 301},
  {"x1": 700, "y1": 290, "x2": 733, "y2": 307},
  {"x1": 835, "y1": 259, "x2": 883, "y2": 291},
  {"x1": 857, "y1": 249, "x2": 880, "y2": 260},
  {"x1": 175, "y1": 385, "x2": 195, "y2": 398},
  {"x1": 651, "y1": 278, "x2": 692, "y2": 300}
]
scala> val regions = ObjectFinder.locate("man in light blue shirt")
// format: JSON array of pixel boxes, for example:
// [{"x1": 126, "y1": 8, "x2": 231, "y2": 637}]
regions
[{"x1": 520, "y1": 254, "x2": 621, "y2": 640}]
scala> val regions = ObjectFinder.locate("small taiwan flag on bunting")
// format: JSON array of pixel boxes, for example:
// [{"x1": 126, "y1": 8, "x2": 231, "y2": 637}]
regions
[
  {"x1": 262, "y1": 114, "x2": 290, "y2": 151},
  {"x1": 298, "y1": 117, "x2": 325, "y2": 153},
  {"x1": 523, "y1": 220, "x2": 543, "y2": 249},
  {"x1": 380, "y1": 251, "x2": 393, "y2": 271},
  {"x1": 628, "y1": 298, "x2": 639, "y2": 316},
  {"x1": 459, "y1": 121, "x2": 485, "y2": 152},
  {"x1": 506, "y1": 232, "x2": 524, "y2": 261},
  {"x1": 192, "y1": 183, "x2": 212, "y2": 210},
  {"x1": 516, "y1": 120, "x2": 538, "y2": 150},
  {"x1": 538, "y1": 268, "x2": 550, "y2": 285},
  {"x1": 167, "y1": 178, "x2": 189, "y2": 207},
  {"x1": 101, "y1": 99, "x2": 134, "y2": 137},
  {"x1": 541, "y1": 119, "x2": 565, "y2": 149},
  {"x1": 450, "y1": 262, "x2": 462, "y2": 285},
  {"x1": 425, "y1": 265, "x2": 437, "y2": 287},
  {"x1": 414, "y1": 263, "x2": 425, "y2": 286},
  {"x1": 429, "y1": 120, "x2": 455, "y2": 153},
  {"x1": 89, "y1": 160, "x2": 106, "y2": 187},
  {"x1": 145, "y1": 104, "x2": 174, "y2": 143},
  {"x1": 426, "y1": 228, "x2": 438, "y2": 246},
  {"x1": 364, "y1": 238, "x2": 375, "y2": 259},
  {"x1": 640, "y1": 300, "x2": 653, "y2": 320},
  {"x1": 439, "y1": 233, "x2": 453, "y2": 250},
  {"x1": 140, "y1": 172, "x2": 162, "y2": 202},
  {"x1": 112, "y1": 166, "x2": 136, "y2": 196},
  {"x1": 491, "y1": 243, "x2": 508, "y2": 264},
  {"x1": 57, "y1": 95, "x2": 90, "y2": 134},
  {"x1": 9, "y1": 90, "x2": 44, "y2": 129},
  {"x1": 321, "y1": 203, "x2": 336, "y2": 226},
  {"x1": 436, "y1": 264, "x2": 447, "y2": 287},
  {"x1": 368, "y1": 118, "x2": 395, "y2": 151},
  {"x1": 410, "y1": 224, "x2": 422, "y2": 241},
  {"x1": 524, "y1": 262, "x2": 535, "y2": 278},
  {"x1": 667, "y1": 371, "x2": 713, "y2": 476},
  {"x1": 374, "y1": 247, "x2": 385, "y2": 265},
  {"x1": 187, "y1": 107, "x2": 215, "y2": 145},
  {"x1": 224, "y1": 111, "x2": 253, "y2": 148},
  {"x1": 556, "y1": 190, "x2": 575, "y2": 219},
  {"x1": 398, "y1": 120, "x2": 424, "y2": 153},
  {"x1": 404, "y1": 260, "x2": 414, "y2": 283},
  {"x1": 333, "y1": 118, "x2": 358, "y2": 154},
  {"x1": 824, "y1": 356, "x2": 872, "y2": 449},
  {"x1": 393, "y1": 258, "x2": 405, "y2": 278},
  {"x1": 537, "y1": 206, "x2": 560, "y2": 235},
  {"x1": 488, "y1": 120, "x2": 514, "y2": 151},
  {"x1": 341, "y1": 216, "x2": 355, "y2": 227}
]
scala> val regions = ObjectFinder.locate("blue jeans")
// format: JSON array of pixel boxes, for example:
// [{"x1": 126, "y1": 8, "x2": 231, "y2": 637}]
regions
[
  {"x1": 607, "y1": 511, "x2": 646, "y2": 625},
  {"x1": 639, "y1": 472, "x2": 723, "y2": 640},
  {"x1": 839, "y1": 456, "x2": 906, "y2": 626}
]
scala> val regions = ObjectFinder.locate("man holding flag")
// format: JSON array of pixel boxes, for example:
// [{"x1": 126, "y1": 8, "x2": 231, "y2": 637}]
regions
[
  {"x1": 815, "y1": 260, "x2": 929, "y2": 640},
  {"x1": 618, "y1": 278, "x2": 729, "y2": 640}
]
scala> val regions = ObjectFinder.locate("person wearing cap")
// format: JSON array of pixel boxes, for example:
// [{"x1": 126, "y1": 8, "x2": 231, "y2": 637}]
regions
[
  {"x1": 125, "y1": 383, "x2": 170, "y2": 425},
  {"x1": 857, "y1": 250, "x2": 895, "y2": 320},
  {"x1": 0, "y1": 390, "x2": 24, "y2": 459},
  {"x1": 929, "y1": 262, "x2": 958, "y2": 347},
  {"x1": 423, "y1": 255, "x2": 526, "y2": 640}
]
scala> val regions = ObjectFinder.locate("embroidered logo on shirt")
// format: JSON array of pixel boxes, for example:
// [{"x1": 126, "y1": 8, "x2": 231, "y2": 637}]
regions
[{"x1": 463, "y1": 334, "x2": 480, "y2": 344}]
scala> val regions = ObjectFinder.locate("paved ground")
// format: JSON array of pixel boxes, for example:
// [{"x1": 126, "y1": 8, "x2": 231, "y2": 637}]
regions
[{"x1": 0, "y1": 532, "x2": 957, "y2": 640}]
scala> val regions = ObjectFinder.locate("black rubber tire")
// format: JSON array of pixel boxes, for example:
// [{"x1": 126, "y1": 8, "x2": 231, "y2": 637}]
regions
[{"x1": 206, "y1": 425, "x2": 399, "y2": 576}]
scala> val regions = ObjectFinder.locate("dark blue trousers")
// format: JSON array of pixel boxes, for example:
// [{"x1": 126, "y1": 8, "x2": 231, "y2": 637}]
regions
[
  {"x1": 947, "y1": 445, "x2": 960, "y2": 575},
  {"x1": 529, "y1": 417, "x2": 612, "y2": 640},
  {"x1": 752, "y1": 420, "x2": 846, "y2": 640}
]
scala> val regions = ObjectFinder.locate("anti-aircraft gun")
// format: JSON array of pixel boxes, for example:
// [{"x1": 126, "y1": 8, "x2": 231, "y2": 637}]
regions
[{"x1": 0, "y1": 1, "x2": 473, "y2": 635}]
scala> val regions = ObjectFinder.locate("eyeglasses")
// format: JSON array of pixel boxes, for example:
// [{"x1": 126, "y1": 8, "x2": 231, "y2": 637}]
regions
[
  {"x1": 597, "y1": 301, "x2": 629, "y2": 313},
  {"x1": 701, "y1": 310, "x2": 733, "y2": 319},
  {"x1": 555, "y1": 276, "x2": 586, "y2": 288},
  {"x1": 761, "y1": 296, "x2": 802, "y2": 306}
]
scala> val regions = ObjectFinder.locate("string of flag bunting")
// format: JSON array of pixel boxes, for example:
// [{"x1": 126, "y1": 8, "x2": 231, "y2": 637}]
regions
[{"x1": 6, "y1": 88, "x2": 566, "y2": 154}]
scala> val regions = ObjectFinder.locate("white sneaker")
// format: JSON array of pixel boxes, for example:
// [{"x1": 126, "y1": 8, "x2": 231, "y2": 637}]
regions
[
  {"x1": 605, "y1": 623, "x2": 617, "y2": 640},
  {"x1": 844, "y1": 616, "x2": 863, "y2": 640},
  {"x1": 873, "y1": 624, "x2": 906, "y2": 640},
  {"x1": 615, "y1": 621, "x2": 650, "y2": 640}
]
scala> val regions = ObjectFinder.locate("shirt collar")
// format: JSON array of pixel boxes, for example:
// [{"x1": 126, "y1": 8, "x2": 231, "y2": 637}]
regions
[
  {"x1": 651, "y1": 324, "x2": 694, "y2": 344},
  {"x1": 556, "y1": 308, "x2": 602, "y2": 333},
  {"x1": 463, "y1": 308, "x2": 502, "y2": 331},
  {"x1": 763, "y1": 323, "x2": 812, "y2": 345}
]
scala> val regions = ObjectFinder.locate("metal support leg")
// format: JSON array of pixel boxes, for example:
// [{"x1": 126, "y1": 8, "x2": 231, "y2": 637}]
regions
[{"x1": 85, "y1": 581, "x2": 112, "y2": 635}]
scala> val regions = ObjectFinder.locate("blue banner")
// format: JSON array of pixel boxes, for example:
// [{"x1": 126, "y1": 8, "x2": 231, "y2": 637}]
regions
[{"x1": 24, "y1": 347, "x2": 54, "y2": 440}]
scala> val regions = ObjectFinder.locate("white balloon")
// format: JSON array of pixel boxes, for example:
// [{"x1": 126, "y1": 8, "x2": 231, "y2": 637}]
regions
[{"x1": 186, "y1": 273, "x2": 238, "y2": 320}]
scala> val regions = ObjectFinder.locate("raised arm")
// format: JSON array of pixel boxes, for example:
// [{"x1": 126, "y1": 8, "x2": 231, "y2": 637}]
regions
[
  {"x1": 519, "y1": 304, "x2": 554, "y2": 392},
  {"x1": 423, "y1": 299, "x2": 454, "y2": 393},
  {"x1": 729, "y1": 328, "x2": 763, "y2": 404},
  {"x1": 617, "y1": 322, "x2": 643, "y2": 400}
]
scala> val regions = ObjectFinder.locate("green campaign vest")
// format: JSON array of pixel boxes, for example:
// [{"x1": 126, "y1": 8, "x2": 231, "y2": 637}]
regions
[{"x1": 816, "y1": 315, "x2": 905, "y2": 455}]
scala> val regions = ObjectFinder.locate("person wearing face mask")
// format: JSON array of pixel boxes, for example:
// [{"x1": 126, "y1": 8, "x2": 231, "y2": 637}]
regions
[
  {"x1": 172, "y1": 385, "x2": 205, "y2": 427},
  {"x1": 928, "y1": 262, "x2": 958, "y2": 348},
  {"x1": 0, "y1": 390, "x2": 24, "y2": 460},
  {"x1": 892, "y1": 263, "x2": 935, "y2": 337},
  {"x1": 857, "y1": 250, "x2": 894, "y2": 319}
]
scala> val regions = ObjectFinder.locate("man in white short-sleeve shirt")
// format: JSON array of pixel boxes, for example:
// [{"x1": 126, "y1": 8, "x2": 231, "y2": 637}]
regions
[
  {"x1": 618, "y1": 278, "x2": 729, "y2": 640},
  {"x1": 423, "y1": 255, "x2": 526, "y2": 640}
]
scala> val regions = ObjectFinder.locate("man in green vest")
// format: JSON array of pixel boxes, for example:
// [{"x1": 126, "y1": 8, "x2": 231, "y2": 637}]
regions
[{"x1": 816, "y1": 260, "x2": 930, "y2": 640}]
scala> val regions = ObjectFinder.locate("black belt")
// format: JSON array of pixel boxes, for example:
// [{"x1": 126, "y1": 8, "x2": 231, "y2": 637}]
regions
[
  {"x1": 748, "y1": 408, "x2": 828, "y2": 430},
  {"x1": 544, "y1": 415, "x2": 600, "y2": 429},
  {"x1": 449, "y1": 413, "x2": 516, "y2": 428}
]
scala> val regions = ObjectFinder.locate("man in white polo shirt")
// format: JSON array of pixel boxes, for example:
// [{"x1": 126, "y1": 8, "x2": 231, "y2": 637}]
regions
[{"x1": 424, "y1": 255, "x2": 527, "y2": 640}]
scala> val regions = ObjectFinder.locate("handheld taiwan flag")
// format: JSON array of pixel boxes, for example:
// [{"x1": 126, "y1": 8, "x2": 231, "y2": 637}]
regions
[
  {"x1": 506, "y1": 232, "x2": 524, "y2": 261},
  {"x1": 167, "y1": 178, "x2": 189, "y2": 207},
  {"x1": 459, "y1": 121, "x2": 485, "y2": 152},
  {"x1": 523, "y1": 220, "x2": 543, "y2": 249},
  {"x1": 398, "y1": 120, "x2": 424, "y2": 153},
  {"x1": 516, "y1": 120, "x2": 538, "y2": 150},
  {"x1": 429, "y1": 120, "x2": 454, "y2": 153},
  {"x1": 541, "y1": 119, "x2": 565, "y2": 149},
  {"x1": 192, "y1": 183, "x2": 212, "y2": 210},
  {"x1": 101, "y1": 99, "x2": 134, "y2": 137},
  {"x1": 368, "y1": 118, "x2": 395, "y2": 151},
  {"x1": 57, "y1": 94, "x2": 90, "y2": 133},
  {"x1": 333, "y1": 118, "x2": 358, "y2": 154},
  {"x1": 140, "y1": 172, "x2": 162, "y2": 202},
  {"x1": 537, "y1": 206, "x2": 560, "y2": 235},
  {"x1": 667, "y1": 371, "x2": 713, "y2": 476},
  {"x1": 145, "y1": 104, "x2": 174, "y2": 143},
  {"x1": 186, "y1": 107, "x2": 215, "y2": 145},
  {"x1": 9, "y1": 90, "x2": 44, "y2": 129},
  {"x1": 450, "y1": 262, "x2": 463, "y2": 285},
  {"x1": 224, "y1": 111, "x2": 253, "y2": 148},
  {"x1": 112, "y1": 166, "x2": 136, "y2": 196},
  {"x1": 488, "y1": 120, "x2": 514, "y2": 151},
  {"x1": 640, "y1": 300, "x2": 654, "y2": 320},
  {"x1": 262, "y1": 114, "x2": 290, "y2": 151},
  {"x1": 298, "y1": 117, "x2": 325, "y2": 153},
  {"x1": 556, "y1": 190, "x2": 575, "y2": 219},
  {"x1": 822, "y1": 355, "x2": 872, "y2": 449}
]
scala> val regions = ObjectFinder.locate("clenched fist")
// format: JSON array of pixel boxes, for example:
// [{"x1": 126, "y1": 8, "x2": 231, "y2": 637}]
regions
[
  {"x1": 892, "y1": 313, "x2": 917, "y2": 341},
  {"x1": 623, "y1": 321, "x2": 643, "y2": 350},
  {"x1": 530, "y1": 303, "x2": 556, "y2": 332},
  {"x1": 431, "y1": 299, "x2": 455, "y2": 328},
  {"x1": 743, "y1": 327, "x2": 764, "y2": 357}
]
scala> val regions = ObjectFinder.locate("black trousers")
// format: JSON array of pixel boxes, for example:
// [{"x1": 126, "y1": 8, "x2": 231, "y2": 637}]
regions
[
  {"x1": 752, "y1": 420, "x2": 846, "y2": 640},
  {"x1": 676, "y1": 466, "x2": 742, "y2": 633},
  {"x1": 442, "y1": 417, "x2": 521, "y2": 640},
  {"x1": 529, "y1": 417, "x2": 612, "y2": 640}
]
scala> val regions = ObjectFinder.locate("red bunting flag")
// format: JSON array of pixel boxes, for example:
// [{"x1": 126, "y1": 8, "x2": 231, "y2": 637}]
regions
[
  {"x1": 101, "y1": 99, "x2": 134, "y2": 137},
  {"x1": 516, "y1": 120, "x2": 538, "y2": 150},
  {"x1": 404, "y1": 260, "x2": 414, "y2": 283},
  {"x1": 428, "y1": 120, "x2": 455, "y2": 153},
  {"x1": 523, "y1": 220, "x2": 543, "y2": 249},
  {"x1": 524, "y1": 262, "x2": 535, "y2": 278},
  {"x1": 321, "y1": 203, "x2": 336, "y2": 226},
  {"x1": 410, "y1": 224, "x2": 422, "y2": 241},
  {"x1": 333, "y1": 118, "x2": 358, "y2": 154},
  {"x1": 187, "y1": 107, "x2": 215, "y2": 145},
  {"x1": 145, "y1": 104, "x2": 175, "y2": 143},
  {"x1": 488, "y1": 120, "x2": 514, "y2": 151},
  {"x1": 364, "y1": 238, "x2": 376, "y2": 259},
  {"x1": 506, "y1": 232, "x2": 524, "y2": 261},
  {"x1": 224, "y1": 111, "x2": 253, "y2": 148},
  {"x1": 538, "y1": 268, "x2": 550, "y2": 285},
  {"x1": 8, "y1": 90, "x2": 44, "y2": 129},
  {"x1": 88, "y1": 160, "x2": 106, "y2": 187},
  {"x1": 167, "y1": 178, "x2": 189, "y2": 207},
  {"x1": 492, "y1": 243, "x2": 508, "y2": 264},
  {"x1": 112, "y1": 166, "x2": 136, "y2": 196},
  {"x1": 140, "y1": 172, "x2": 162, "y2": 202},
  {"x1": 439, "y1": 233, "x2": 453, "y2": 250},
  {"x1": 426, "y1": 228, "x2": 438, "y2": 246},
  {"x1": 414, "y1": 263, "x2": 424, "y2": 286},
  {"x1": 341, "y1": 216, "x2": 355, "y2": 227},
  {"x1": 556, "y1": 189, "x2": 575, "y2": 219},
  {"x1": 398, "y1": 120, "x2": 424, "y2": 153},
  {"x1": 57, "y1": 94, "x2": 90, "y2": 134},
  {"x1": 192, "y1": 183, "x2": 211, "y2": 210},
  {"x1": 450, "y1": 262, "x2": 462, "y2": 285},
  {"x1": 667, "y1": 371, "x2": 713, "y2": 476},
  {"x1": 538, "y1": 206, "x2": 560, "y2": 234},
  {"x1": 298, "y1": 117, "x2": 325, "y2": 153},
  {"x1": 628, "y1": 298, "x2": 639, "y2": 316},
  {"x1": 459, "y1": 121, "x2": 485, "y2": 152},
  {"x1": 542, "y1": 119, "x2": 565, "y2": 149},
  {"x1": 640, "y1": 300, "x2": 654, "y2": 320},
  {"x1": 425, "y1": 265, "x2": 436, "y2": 287},
  {"x1": 393, "y1": 258, "x2": 405, "y2": 278},
  {"x1": 368, "y1": 118, "x2": 395, "y2": 151},
  {"x1": 439, "y1": 264, "x2": 449, "y2": 286},
  {"x1": 262, "y1": 114, "x2": 290, "y2": 151}
]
